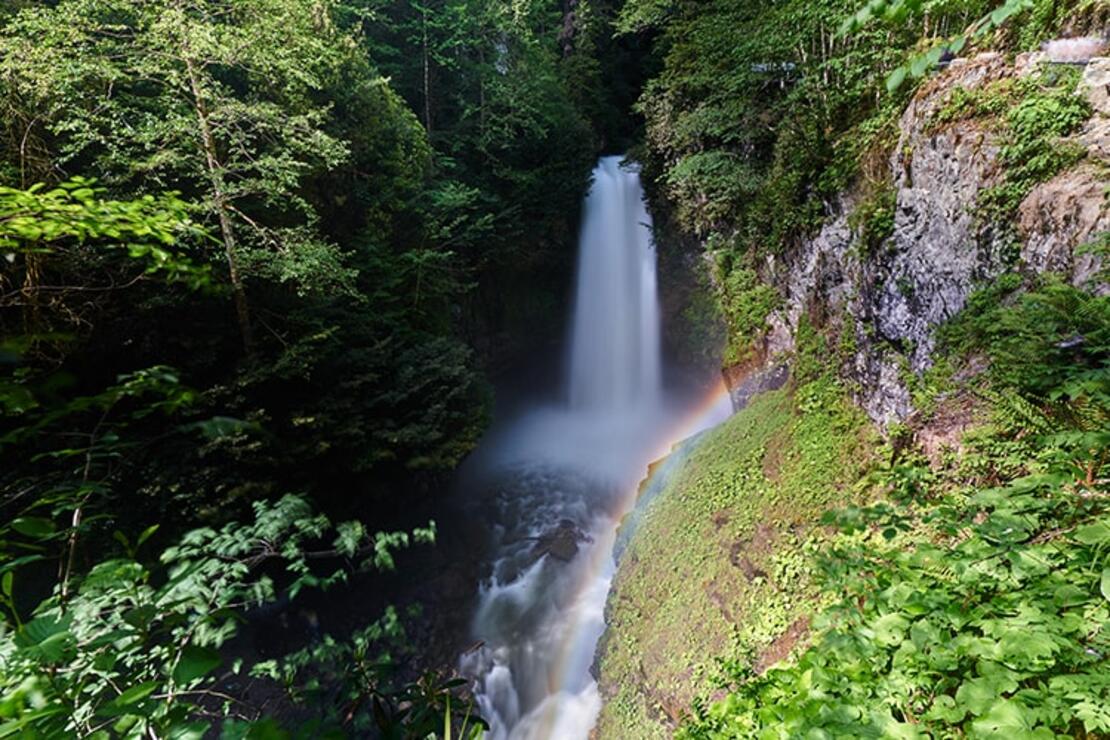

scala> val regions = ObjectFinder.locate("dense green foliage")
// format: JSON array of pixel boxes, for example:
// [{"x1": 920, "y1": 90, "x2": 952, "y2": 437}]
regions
[
  {"x1": 0, "y1": 0, "x2": 623, "y2": 734},
  {"x1": 681, "y1": 280, "x2": 1110, "y2": 739},
  {"x1": 618, "y1": 0, "x2": 1098, "y2": 318},
  {"x1": 607, "y1": 1, "x2": 1110, "y2": 737},
  {"x1": 4, "y1": 0, "x2": 1107, "y2": 735},
  {"x1": 975, "y1": 71, "x2": 1091, "y2": 240},
  {"x1": 0, "y1": 495, "x2": 468, "y2": 738}
]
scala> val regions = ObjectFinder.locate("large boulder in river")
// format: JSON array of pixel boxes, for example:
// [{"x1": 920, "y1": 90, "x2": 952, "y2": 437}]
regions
[{"x1": 531, "y1": 519, "x2": 591, "y2": 562}]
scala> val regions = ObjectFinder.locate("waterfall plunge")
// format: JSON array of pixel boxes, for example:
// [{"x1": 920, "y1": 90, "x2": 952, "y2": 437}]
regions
[
  {"x1": 568, "y1": 156, "x2": 662, "y2": 412},
  {"x1": 458, "y1": 157, "x2": 730, "y2": 740}
]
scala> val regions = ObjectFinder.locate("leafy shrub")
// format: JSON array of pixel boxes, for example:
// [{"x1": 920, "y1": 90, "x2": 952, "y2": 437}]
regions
[
  {"x1": 681, "y1": 455, "x2": 1110, "y2": 738},
  {"x1": 0, "y1": 495, "x2": 483, "y2": 738},
  {"x1": 849, "y1": 185, "x2": 897, "y2": 256},
  {"x1": 716, "y1": 261, "x2": 779, "y2": 367},
  {"x1": 681, "y1": 278, "x2": 1110, "y2": 738},
  {"x1": 976, "y1": 70, "x2": 1090, "y2": 234}
]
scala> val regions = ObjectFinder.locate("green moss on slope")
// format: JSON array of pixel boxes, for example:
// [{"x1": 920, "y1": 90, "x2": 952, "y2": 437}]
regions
[{"x1": 595, "y1": 379, "x2": 875, "y2": 738}]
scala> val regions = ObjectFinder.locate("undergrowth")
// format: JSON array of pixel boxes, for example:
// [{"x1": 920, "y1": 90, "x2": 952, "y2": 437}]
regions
[
  {"x1": 975, "y1": 69, "x2": 1091, "y2": 250},
  {"x1": 680, "y1": 278, "x2": 1110, "y2": 739},
  {"x1": 596, "y1": 324, "x2": 874, "y2": 737},
  {"x1": 715, "y1": 250, "x2": 780, "y2": 367}
]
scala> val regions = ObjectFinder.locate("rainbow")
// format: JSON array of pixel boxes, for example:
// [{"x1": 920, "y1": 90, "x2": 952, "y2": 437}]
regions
[{"x1": 529, "y1": 380, "x2": 735, "y2": 737}]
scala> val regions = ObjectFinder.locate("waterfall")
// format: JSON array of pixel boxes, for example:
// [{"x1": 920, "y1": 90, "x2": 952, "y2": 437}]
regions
[
  {"x1": 568, "y1": 156, "x2": 662, "y2": 411},
  {"x1": 457, "y1": 156, "x2": 731, "y2": 740}
]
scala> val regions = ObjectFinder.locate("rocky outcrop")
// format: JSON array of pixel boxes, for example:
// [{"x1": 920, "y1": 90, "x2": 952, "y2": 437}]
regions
[
  {"x1": 1019, "y1": 164, "x2": 1109, "y2": 287},
  {"x1": 733, "y1": 53, "x2": 1109, "y2": 426},
  {"x1": 723, "y1": 359, "x2": 789, "y2": 410},
  {"x1": 530, "y1": 519, "x2": 592, "y2": 562}
]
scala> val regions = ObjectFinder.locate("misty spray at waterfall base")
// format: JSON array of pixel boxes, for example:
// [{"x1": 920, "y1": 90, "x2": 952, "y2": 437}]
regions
[{"x1": 458, "y1": 157, "x2": 732, "y2": 739}]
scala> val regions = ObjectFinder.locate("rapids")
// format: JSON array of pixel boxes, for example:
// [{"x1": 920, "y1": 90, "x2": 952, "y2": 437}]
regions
[{"x1": 458, "y1": 156, "x2": 731, "y2": 739}]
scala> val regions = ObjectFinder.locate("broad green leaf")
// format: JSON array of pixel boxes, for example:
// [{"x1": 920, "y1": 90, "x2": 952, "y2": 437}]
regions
[
  {"x1": 871, "y1": 613, "x2": 909, "y2": 646},
  {"x1": 1075, "y1": 520, "x2": 1110, "y2": 545},
  {"x1": 886, "y1": 66, "x2": 908, "y2": 93},
  {"x1": 970, "y1": 698, "x2": 1033, "y2": 735},
  {"x1": 925, "y1": 694, "x2": 966, "y2": 723},
  {"x1": 10, "y1": 517, "x2": 55, "y2": 539},
  {"x1": 173, "y1": 645, "x2": 222, "y2": 685},
  {"x1": 15, "y1": 616, "x2": 75, "y2": 663},
  {"x1": 99, "y1": 681, "x2": 159, "y2": 716}
]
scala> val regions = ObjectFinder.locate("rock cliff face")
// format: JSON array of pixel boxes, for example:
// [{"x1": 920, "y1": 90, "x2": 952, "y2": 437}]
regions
[
  {"x1": 747, "y1": 53, "x2": 1108, "y2": 425},
  {"x1": 595, "y1": 52, "x2": 1109, "y2": 740}
]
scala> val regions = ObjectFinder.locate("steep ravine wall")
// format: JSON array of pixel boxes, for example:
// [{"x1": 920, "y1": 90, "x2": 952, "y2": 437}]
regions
[
  {"x1": 760, "y1": 52, "x2": 1108, "y2": 426},
  {"x1": 594, "y1": 54, "x2": 1108, "y2": 738}
]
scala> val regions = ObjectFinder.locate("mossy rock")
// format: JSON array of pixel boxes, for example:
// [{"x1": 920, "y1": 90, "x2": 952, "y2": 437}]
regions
[{"x1": 594, "y1": 384, "x2": 875, "y2": 738}]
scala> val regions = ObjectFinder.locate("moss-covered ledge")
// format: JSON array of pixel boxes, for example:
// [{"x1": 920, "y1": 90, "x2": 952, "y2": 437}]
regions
[{"x1": 594, "y1": 381, "x2": 876, "y2": 738}]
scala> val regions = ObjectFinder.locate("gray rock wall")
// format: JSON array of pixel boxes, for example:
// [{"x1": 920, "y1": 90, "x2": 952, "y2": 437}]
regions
[{"x1": 746, "y1": 53, "x2": 1108, "y2": 427}]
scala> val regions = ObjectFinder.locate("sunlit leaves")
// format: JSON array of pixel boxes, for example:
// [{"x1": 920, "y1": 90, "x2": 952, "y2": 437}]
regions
[
  {"x1": 0, "y1": 495, "x2": 438, "y2": 737},
  {"x1": 172, "y1": 646, "x2": 222, "y2": 685},
  {"x1": 840, "y1": 0, "x2": 1037, "y2": 91},
  {"x1": 0, "y1": 0, "x2": 357, "y2": 298},
  {"x1": 0, "y1": 179, "x2": 209, "y2": 287}
]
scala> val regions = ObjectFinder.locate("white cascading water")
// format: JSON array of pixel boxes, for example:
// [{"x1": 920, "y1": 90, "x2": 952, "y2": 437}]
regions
[
  {"x1": 567, "y1": 157, "x2": 661, "y2": 412},
  {"x1": 459, "y1": 156, "x2": 731, "y2": 739}
]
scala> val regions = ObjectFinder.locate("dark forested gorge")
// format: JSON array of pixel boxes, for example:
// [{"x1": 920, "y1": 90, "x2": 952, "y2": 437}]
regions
[
  {"x1": 0, "y1": 0, "x2": 633, "y2": 735},
  {"x1": 1, "y1": 0, "x2": 1109, "y2": 737}
]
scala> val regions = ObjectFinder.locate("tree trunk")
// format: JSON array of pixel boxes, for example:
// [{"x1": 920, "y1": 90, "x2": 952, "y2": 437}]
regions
[
  {"x1": 422, "y1": 9, "x2": 432, "y2": 134},
  {"x1": 182, "y1": 52, "x2": 254, "y2": 354}
]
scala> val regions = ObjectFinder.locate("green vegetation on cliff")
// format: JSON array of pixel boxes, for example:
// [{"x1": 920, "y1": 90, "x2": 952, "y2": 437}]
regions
[
  {"x1": 599, "y1": 1, "x2": 1110, "y2": 737},
  {"x1": 597, "y1": 368, "x2": 875, "y2": 737},
  {"x1": 677, "y1": 279, "x2": 1109, "y2": 739},
  {"x1": 598, "y1": 274, "x2": 1109, "y2": 738},
  {"x1": 620, "y1": 0, "x2": 1103, "y2": 285}
]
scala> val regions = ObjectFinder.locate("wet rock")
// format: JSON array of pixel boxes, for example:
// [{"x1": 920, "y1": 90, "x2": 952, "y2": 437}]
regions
[
  {"x1": 531, "y1": 519, "x2": 592, "y2": 562},
  {"x1": 1080, "y1": 57, "x2": 1110, "y2": 117},
  {"x1": 1045, "y1": 38, "x2": 1108, "y2": 65},
  {"x1": 725, "y1": 362, "x2": 789, "y2": 411}
]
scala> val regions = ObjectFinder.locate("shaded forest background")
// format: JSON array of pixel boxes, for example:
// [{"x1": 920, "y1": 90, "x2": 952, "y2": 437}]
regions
[{"x1": 0, "y1": 0, "x2": 651, "y2": 735}]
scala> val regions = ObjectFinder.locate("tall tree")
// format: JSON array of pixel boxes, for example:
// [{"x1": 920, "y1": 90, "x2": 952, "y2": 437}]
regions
[{"x1": 0, "y1": 0, "x2": 359, "y2": 352}]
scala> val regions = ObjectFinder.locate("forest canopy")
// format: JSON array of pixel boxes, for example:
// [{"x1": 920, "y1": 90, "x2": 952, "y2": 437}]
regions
[{"x1": 0, "y1": 0, "x2": 623, "y2": 735}]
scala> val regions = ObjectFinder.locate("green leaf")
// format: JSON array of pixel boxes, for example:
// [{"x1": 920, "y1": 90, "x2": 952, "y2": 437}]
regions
[
  {"x1": 1101, "y1": 568, "x2": 1110, "y2": 602},
  {"x1": 137, "y1": 524, "x2": 160, "y2": 548},
  {"x1": 886, "y1": 66, "x2": 908, "y2": 93},
  {"x1": 970, "y1": 698, "x2": 1033, "y2": 735},
  {"x1": 173, "y1": 645, "x2": 222, "y2": 685},
  {"x1": 871, "y1": 613, "x2": 909, "y2": 646},
  {"x1": 166, "y1": 721, "x2": 210, "y2": 740},
  {"x1": 10, "y1": 517, "x2": 55, "y2": 538},
  {"x1": 1075, "y1": 519, "x2": 1110, "y2": 545},
  {"x1": 15, "y1": 616, "x2": 75, "y2": 663},
  {"x1": 909, "y1": 54, "x2": 930, "y2": 78},
  {"x1": 925, "y1": 694, "x2": 967, "y2": 723},
  {"x1": 0, "y1": 707, "x2": 67, "y2": 738},
  {"x1": 100, "y1": 681, "x2": 159, "y2": 715}
]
